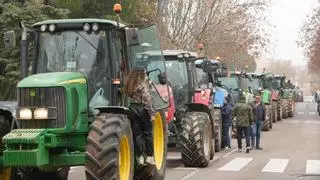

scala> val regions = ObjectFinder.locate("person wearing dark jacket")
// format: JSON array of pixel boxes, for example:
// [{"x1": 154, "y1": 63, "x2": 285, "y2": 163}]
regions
[
  {"x1": 221, "y1": 97, "x2": 233, "y2": 149},
  {"x1": 250, "y1": 95, "x2": 265, "y2": 150},
  {"x1": 232, "y1": 96, "x2": 254, "y2": 153}
]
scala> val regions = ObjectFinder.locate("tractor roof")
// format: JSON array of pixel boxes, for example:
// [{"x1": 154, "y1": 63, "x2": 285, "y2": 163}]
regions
[{"x1": 32, "y1": 18, "x2": 125, "y2": 27}]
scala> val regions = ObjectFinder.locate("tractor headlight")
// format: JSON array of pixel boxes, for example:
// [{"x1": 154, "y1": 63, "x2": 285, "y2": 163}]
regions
[
  {"x1": 49, "y1": 24, "x2": 56, "y2": 32},
  {"x1": 34, "y1": 108, "x2": 48, "y2": 119},
  {"x1": 19, "y1": 108, "x2": 32, "y2": 119}
]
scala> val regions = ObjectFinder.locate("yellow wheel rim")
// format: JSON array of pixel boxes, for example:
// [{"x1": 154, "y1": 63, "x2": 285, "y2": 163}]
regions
[
  {"x1": 153, "y1": 112, "x2": 164, "y2": 170},
  {"x1": 0, "y1": 168, "x2": 12, "y2": 180},
  {"x1": 119, "y1": 135, "x2": 131, "y2": 180}
]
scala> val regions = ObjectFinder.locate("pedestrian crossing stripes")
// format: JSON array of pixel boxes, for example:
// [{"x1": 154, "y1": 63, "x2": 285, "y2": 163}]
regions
[
  {"x1": 282, "y1": 120, "x2": 320, "y2": 124},
  {"x1": 261, "y1": 159, "x2": 289, "y2": 173},
  {"x1": 216, "y1": 158, "x2": 320, "y2": 174},
  {"x1": 306, "y1": 160, "x2": 320, "y2": 174},
  {"x1": 296, "y1": 112, "x2": 317, "y2": 115},
  {"x1": 217, "y1": 157, "x2": 253, "y2": 171}
]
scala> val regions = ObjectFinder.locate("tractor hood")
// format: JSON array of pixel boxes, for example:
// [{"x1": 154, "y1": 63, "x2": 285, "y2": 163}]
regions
[{"x1": 17, "y1": 72, "x2": 87, "y2": 88}]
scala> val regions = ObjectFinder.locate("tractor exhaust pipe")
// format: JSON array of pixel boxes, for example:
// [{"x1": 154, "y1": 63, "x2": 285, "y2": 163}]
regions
[{"x1": 20, "y1": 22, "x2": 28, "y2": 79}]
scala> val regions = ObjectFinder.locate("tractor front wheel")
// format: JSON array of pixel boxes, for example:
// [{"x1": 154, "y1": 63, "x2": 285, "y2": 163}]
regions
[
  {"x1": 277, "y1": 100, "x2": 282, "y2": 121},
  {"x1": 288, "y1": 99, "x2": 294, "y2": 117},
  {"x1": 281, "y1": 99, "x2": 288, "y2": 119},
  {"x1": 85, "y1": 113, "x2": 134, "y2": 180},
  {"x1": 213, "y1": 109, "x2": 222, "y2": 152},
  {"x1": 178, "y1": 112, "x2": 213, "y2": 167},
  {"x1": 262, "y1": 105, "x2": 271, "y2": 131}
]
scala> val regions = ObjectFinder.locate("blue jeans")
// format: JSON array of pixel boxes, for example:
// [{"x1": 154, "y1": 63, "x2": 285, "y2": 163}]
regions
[
  {"x1": 250, "y1": 120, "x2": 263, "y2": 148},
  {"x1": 222, "y1": 124, "x2": 231, "y2": 148}
]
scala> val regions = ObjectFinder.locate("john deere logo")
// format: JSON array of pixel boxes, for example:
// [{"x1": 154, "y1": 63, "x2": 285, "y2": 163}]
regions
[{"x1": 30, "y1": 89, "x2": 36, "y2": 97}]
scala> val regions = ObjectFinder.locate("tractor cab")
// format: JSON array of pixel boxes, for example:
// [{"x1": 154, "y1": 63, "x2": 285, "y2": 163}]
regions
[
  {"x1": 246, "y1": 73, "x2": 271, "y2": 105},
  {"x1": 217, "y1": 71, "x2": 253, "y2": 104},
  {"x1": 1, "y1": 16, "x2": 169, "y2": 179}
]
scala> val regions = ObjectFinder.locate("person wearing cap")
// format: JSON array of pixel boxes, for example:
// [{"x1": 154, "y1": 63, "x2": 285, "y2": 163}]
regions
[
  {"x1": 232, "y1": 96, "x2": 253, "y2": 153},
  {"x1": 221, "y1": 96, "x2": 233, "y2": 149},
  {"x1": 123, "y1": 68, "x2": 156, "y2": 166}
]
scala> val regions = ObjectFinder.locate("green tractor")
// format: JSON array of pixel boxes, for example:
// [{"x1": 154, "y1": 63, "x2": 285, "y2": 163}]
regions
[
  {"x1": 217, "y1": 71, "x2": 254, "y2": 138},
  {"x1": 261, "y1": 74, "x2": 284, "y2": 121},
  {"x1": 282, "y1": 78, "x2": 295, "y2": 117},
  {"x1": 246, "y1": 73, "x2": 272, "y2": 131},
  {"x1": 1, "y1": 7, "x2": 169, "y2": 180}
]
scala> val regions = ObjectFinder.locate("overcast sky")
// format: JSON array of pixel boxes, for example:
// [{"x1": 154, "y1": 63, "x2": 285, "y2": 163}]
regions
[{"x1": 261, "y1": 0, "x2": 318, "y2": 66}]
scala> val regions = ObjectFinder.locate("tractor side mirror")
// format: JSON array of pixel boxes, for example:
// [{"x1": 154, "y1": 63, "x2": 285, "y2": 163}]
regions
[
  {"x1": 125, "y1": 28, "x2": 140, "y2": 46},
  {"x1": 4, "y1": 30, "x2": 16, "y2": 48},
  {"x1": 202, "y1": 60, "x2": 218, "y2": 73}
]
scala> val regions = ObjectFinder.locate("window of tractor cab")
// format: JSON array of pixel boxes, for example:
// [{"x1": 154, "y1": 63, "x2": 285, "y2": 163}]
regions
[
  {"x1": 35, "y1": 30, "x2": 113, "y2": 104},
  {"x1": 218, "y1": 75, "x2": 238, "y2": 90}
]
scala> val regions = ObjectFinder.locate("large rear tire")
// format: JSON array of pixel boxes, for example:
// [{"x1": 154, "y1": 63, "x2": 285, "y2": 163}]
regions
[
  {"x1": 277, "y1": 100, "x2": 282, "y2": 121},
  {"x1": 288, "y1": 99, "x2": 294, "y2": 117},
  {"x1": 85, "y1": 113, "x2": 134, "y2": 180},
  {"x1": 271, "y1": 101, "x2": 277, "y2": 123},
  {"x1": 134, "y1": 111, "x2": 167, "y2": 180},
  {"x1": 262, "y1": 105, "x2": 271, "y2": 131},
  {"x1": 281, "y1": 99, "x2": 288, "y2": 119},
  {"x1": 178, "y1": 112, "x2": 212, "y2": 167},
  {"x1": 213, "y1": 109, "x2": 222, "y2": 152}
]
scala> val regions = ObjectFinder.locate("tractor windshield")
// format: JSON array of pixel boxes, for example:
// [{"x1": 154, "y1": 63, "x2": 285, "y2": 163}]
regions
[
  {"x1": 218, "y1": 76, "x2": 238, "y2": 90},
  {"x1": 248, "y1": 77, "x2": 260, "y2": 91},
  {"x1": 35, "y1": 31, "x2": 106, "y2": 75},
  {"x1": 164, "y1": 59, "x2": 189, "y2": 108},
  {"x1": 272, "y1": 79, "x2": 281, "y2": 89}
]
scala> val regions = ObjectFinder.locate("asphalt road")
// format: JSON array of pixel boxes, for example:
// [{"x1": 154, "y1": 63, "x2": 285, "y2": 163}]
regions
[
  {"x1": 68, "y1": 97, "x2": 320, "y2": 180},
  {"x1": 165, "y1": 98, "x2": 320, "y2": 180}
]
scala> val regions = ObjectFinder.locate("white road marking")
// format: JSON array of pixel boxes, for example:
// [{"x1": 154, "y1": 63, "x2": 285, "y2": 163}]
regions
[
  {"x1": 261, "y1": 158, "x2": 289, "y2": 173},
  {"x1": 297, "y1": 112, "x2": 304, "y2": 115},
  {"x1": 306, "y1": 160, "x2": 320, "y2": 174},
  {"x1": 308, "y1": 112, "x2": 316, "y2": 115},
  {"x1": 217, "y1": 157, "x2": 253, "y2": 171}
]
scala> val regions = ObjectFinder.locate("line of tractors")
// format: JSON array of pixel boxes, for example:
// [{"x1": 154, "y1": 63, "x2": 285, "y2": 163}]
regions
[{"x1": 0, "y1": 3, "x2": 304, "y2": 180}]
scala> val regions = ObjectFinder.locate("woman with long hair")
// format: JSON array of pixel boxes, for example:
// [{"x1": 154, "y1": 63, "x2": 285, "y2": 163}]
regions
[{"x1": 123, "y1": 67, "x2": 156, "y2": 166}]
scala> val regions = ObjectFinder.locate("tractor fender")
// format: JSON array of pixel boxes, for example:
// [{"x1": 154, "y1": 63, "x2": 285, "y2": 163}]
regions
[
  {"x1": 96, "y1": 106, "x2": 137, "y2": 122},
  {"x1": 185, "y1": 103, "x2": 216, "y2": 135}
]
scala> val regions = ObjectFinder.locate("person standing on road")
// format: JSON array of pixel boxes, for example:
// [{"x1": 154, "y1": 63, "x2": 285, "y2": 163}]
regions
[
  {"x1": 232, "y1": 96, "x2": 253, "y2": 153},
  {"x1": 221, "y1": 96, "x2": 233, "y2": 149},
  {"x1": 250, "y1": 95, "x2": 265, "y2": 150},
  {"x1": 123, "y1": 68, "x2": 156, "y2": 166}
]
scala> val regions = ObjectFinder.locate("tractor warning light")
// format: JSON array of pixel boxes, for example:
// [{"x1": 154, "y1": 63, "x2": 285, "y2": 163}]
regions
[{"x1": 114, "y1": 3, "x2": 122, "y2": 14}]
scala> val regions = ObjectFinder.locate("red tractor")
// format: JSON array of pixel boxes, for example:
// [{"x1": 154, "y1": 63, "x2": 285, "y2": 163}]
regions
[{"x1": 138, "y1": 50, "x2": 221, "y2": 167}]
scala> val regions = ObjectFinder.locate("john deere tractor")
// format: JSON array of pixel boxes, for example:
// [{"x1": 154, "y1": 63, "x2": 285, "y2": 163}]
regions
[
  {"x1": 1, "y1": 6, "x2": 169, "y2": 180},
  {"x1": 282, "y1": 78, "x2": 295, "y2": 117},
  {"x1": 262, "y1": 74, "x2": 284, "y2": 121},
  {"x1": 217, "y1": 71, "x2": 254, "y2": 138},
  {"x1": 246, "y1": 73, "x2": 272, "y2": 131}
]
